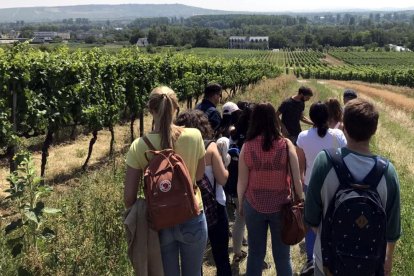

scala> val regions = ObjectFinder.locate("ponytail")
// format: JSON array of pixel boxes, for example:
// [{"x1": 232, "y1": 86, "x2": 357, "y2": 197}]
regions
[
  {"x1": 309, "y1": 102, "x2": 329, "y2": 138},
  {"x1": 316, "y1": 124, "x2": 328, "y2": 137},
  {"x1": 148, "y1": 86, "x2": 182, "y2": 149}
]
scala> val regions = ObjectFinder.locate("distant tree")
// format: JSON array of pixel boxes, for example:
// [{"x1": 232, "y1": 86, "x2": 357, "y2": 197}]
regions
[
  {"x1": 84, "y1": 36, "x2": 96, "y2": 44},
  {"x1": 20, "y1": 27, "x2": 34, "y2": 38},
  {"x1": 129, "y1": 29, "x2": 144, "y2": 44},
  {"x1": 147, "y1": 28, "x2": 158, "y2": 44}
]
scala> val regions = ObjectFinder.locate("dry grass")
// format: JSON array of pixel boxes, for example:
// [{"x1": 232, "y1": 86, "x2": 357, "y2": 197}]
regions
[
  {"x1": 327, "y1": 80, "x2": 414, "y2": 112},
  {"x1": 0, "y1": 120, "x2": 152, "y2": 200},
  {"x1": 348, "y1": 81, "x2": 414, "y2": 98}
]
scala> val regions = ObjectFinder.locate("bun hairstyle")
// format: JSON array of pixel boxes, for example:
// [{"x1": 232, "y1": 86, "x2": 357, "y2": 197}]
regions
[
  {"x1": 325, "y1": 98, "x2": 343, "y2": 124},
  {"x1": 309, "y1": 102, "x2": 329, "y2": 138},
  {"x1": 148, "y1": 86, "x2": 182, "y2": 149}
]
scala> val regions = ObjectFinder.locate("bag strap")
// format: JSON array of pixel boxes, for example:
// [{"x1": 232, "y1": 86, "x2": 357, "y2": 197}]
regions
[
  {"x1": 142, "y1": 135, "x2": 156, "y2": 151},
  {"x1": 324, "y1": 148, "x2": 389, "y2": 190},
  {"x1": 285, "y1": 139, "x2": 299, "y2": 203},
  {"x1": 204, "y1": 140, "x2": 217, "y2": 195}
]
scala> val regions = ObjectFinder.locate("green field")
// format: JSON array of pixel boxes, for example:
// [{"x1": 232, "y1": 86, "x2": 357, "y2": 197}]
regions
[{"x1": 1, "y1": 45, "x2": 414, "y2": 275}]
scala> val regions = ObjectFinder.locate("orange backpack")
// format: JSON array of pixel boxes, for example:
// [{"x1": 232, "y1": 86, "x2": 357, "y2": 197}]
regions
[{"x1": 142, "y1": 136, "x2": 200, "y2": 231}]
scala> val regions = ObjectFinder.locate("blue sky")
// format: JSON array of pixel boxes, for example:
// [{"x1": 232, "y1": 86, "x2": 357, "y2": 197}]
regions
[{"x1": 0, "y1": 0, "x2": 413, "y2": 12}]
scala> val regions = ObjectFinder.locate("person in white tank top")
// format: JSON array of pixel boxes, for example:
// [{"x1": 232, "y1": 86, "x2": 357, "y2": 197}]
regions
[{"x1": 175, "y1": 109, "x2": 232, "y2": 276}]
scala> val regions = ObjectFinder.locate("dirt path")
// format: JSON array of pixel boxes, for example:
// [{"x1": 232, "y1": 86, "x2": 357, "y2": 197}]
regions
[
  {"x1": 325, "y1": 80, "x2": 414, "y2": 111},
  {"x1": 322, "y1": 54, "x2": 345, "y2": 66}
]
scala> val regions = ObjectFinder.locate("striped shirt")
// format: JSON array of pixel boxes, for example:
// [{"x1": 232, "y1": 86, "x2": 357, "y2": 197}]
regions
[{"x1": 244, "y1": 136, "x2": 290, "y2": 213}]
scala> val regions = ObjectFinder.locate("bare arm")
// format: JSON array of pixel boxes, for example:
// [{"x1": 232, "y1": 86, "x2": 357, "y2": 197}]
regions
[
  {"x1": 276, "y1": 110, "x2": 288, "y2": 135},
  {"x1": 300, "y1": 112, "x2": 313, "y2": 126},
  {"x1": 210, "y1": 143, "x2": 229, "y2": 185},
  {"x1": 384, "y1": 242, "x2": 397, "y2": 276},
  {"x1": 287, "y1": 139, "x2": 304, "y2": 200},
  {"x1": 237, "y1": 145, "x2": 249, "y2": 215},
  {"x1": 124, "y1": 165, "x2": 143, "y2": 209},
  {"x1": 296, "y1": 146, "x2": 306, "y2": 184},
  {"x1": 195, "y1": 156, "x2": 206, "y2": 182}
]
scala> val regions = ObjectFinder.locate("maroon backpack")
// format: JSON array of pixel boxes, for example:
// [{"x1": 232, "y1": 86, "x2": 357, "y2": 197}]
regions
[{"x1": 142, "y1": 136, "x2": 200, "y2": 231}]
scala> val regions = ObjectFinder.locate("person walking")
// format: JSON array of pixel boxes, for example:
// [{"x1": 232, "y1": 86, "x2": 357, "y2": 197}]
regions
[
  {"x1": 238, "y1": 103, "x2": 304, "y2": 276},
  {"x1": 295, "y1": 102, "x2": 347, "y2": 275},
  {"x1": 196, "y1": 83, "x2": 223, "y2": 135},
  {"x1": 276, "y1": 86, "x2": 314, "y2": 145},
  {"x1": 343, "y1": 89, "x2": 357, "y2": 104},
  {"x1": 304, "y1": 99, "x2": 400, "y2": 276},
  {"x1": 124, "y1": 86, "x2": 207, "y2": 276},
  {"x1": 175, "y1": 109, "x2": 232, "y2": 276},
  {"x1": 325, "y1": 98, "x2": 344, "y2": 130}
]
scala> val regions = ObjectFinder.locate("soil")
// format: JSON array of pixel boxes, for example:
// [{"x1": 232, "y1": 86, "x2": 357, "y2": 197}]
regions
[{"x1": 321, "y1": 54, "x2": 345, "y2": 66}]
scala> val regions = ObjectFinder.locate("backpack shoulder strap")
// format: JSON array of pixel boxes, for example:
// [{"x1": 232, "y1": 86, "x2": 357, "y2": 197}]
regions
[
  {"x1": 324, "y1": 148, "x2": 354, "y2": 188},
  {"x1": 204, "y1": 140, "x2": 215, "y2": 150},
  {"x1": 362, "y1": 156, "x2": 389, "y2": 189},
  {"x1": 142, "y1": 135, "x2": 156, "y2": 151},
  {"x1": 325, "y1": 148, "x2": 389, "y2": 190},
  {"x1": 142, "y1": 136, "x2": 158, "y2": 163}
]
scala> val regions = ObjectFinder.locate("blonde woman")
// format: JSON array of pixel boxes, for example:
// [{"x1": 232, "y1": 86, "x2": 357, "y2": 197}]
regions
[{"x1": 124, "y1": 86, "x2": 207, "y2": 276}]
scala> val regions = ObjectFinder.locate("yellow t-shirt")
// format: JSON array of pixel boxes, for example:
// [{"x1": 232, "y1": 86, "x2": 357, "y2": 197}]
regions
[{"x1": 125, "y1": 128, "x2": 205, "y2": 210}]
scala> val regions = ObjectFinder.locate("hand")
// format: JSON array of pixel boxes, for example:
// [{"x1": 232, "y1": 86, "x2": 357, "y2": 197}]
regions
[
  {"x1": 223, "y1": 153, "x2": 231, "y2": 167},
  {"x1": 384, "y1": 256, "x2": 393, "y2": 276},
  {"x1": 238, "y1": 204, "x2": 244, "y2": 217},
  {"x1": 216, "y1": 139, "x2": 230, "y2": 165}
]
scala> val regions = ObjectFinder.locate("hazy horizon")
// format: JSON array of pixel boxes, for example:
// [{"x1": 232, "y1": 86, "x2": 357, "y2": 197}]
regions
[{"x1": 0, "y1": 0, "x2": 413, "y2": 13}]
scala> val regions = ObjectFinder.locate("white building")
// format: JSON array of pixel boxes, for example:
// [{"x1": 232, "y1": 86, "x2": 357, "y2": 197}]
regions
[
  {"x1": 388, "y1": 44, "x2": 411, "y2": 52},
  {"x1": 229, "y1": 36, "x2": 269, "y2": 49},
  {"x1": 136, "y1": 37, "x2": 149, "y2": 47}
]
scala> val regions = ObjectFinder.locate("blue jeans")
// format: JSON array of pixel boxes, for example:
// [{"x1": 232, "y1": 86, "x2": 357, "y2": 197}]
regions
[
  {"x1": 304, "y1": 185, "x2": 316, "y2": 262},
  {"x1": 158, "y1": 212, "x2": 208, "y2": 276},
  {"x1": 244, "y1": 200, "x2": 292, "y2": 276}
]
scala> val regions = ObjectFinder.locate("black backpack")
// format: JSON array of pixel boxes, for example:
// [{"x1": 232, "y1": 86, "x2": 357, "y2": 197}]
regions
[
  {"x1": 223, "y1": 143, "x2": 240, "y2": 197},
  {"x1": 321, "y1": 148, "x2": 389, "y2": 276}
]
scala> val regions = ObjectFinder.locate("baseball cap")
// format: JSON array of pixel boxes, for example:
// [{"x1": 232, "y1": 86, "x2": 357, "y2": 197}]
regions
[
  {"x1": 343, "y1": 89, "x2": 357, "y2": 100},
  {"x1": 222, "y1": 102, "x2": 240, "y2": 115}
]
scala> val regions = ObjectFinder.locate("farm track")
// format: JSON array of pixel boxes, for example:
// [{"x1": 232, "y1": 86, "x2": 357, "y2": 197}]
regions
[
  {"x1": 321, "y1": 54, "x2": 344, "y2": 66},
  {"x1": 326, "y1": 80, "x2": 414, "y2": 111}
]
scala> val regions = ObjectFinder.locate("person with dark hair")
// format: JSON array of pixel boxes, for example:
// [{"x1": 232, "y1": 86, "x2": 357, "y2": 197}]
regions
[
  {"x1": 226, "y1": 102, "x2": 255, "y2": 265},
  {"x1": 325, "y1": 98, "x2": 343, "y2": 130},
  {"x1": 295, "y1": 102, "x2": 347, "y2": 276},
  {"x1": 276, "y1": 86, "x2": 314, "y2": 145},
  {"x1": 196, "y1": 83, "x2": 223, "y2": 133},
  {"x1": 124, "y1": 86, "x2": 207, "y2": 276},
  {"x1": 175, "y1": 109, "x2": 231, "y2": 276},
  {"x1": 304, "y1": 99, "x2": 401, "y2": 276},
  {"x1": 343, "y1": 89, "x2": 357, "y2": 104},
  {"x1": 238, "y1": 102, "x2": 304, "y2": 276},
  {"x1": 218, "y1": 101, "x2": 241, "y2": 138}
]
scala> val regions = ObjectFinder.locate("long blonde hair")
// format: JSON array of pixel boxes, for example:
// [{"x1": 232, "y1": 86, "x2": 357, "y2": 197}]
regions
[{"x1": 148, "y1": 86, "x2": 182, "y2": 149}]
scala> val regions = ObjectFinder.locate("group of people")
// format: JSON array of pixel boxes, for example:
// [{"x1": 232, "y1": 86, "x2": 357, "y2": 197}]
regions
[{"x1": 124, "y1": 83, "x2": 401, "y2": 276}]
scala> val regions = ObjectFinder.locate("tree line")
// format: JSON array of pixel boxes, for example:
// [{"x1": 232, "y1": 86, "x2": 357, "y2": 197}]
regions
[
  {"x1": 0, "y1": 43, "x2": 281, "y2": 177},
  {"x1": 2, "y1": 12, "x2": 414, "y2": 50}
]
